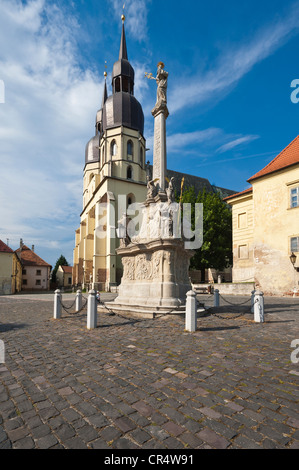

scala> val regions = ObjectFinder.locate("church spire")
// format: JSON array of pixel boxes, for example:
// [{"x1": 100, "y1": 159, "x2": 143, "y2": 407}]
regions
[
  {"x1": 119, "y1": 15, "x2": 128, "y2": 60},
  {"x1": 101, "y1": 72, "x2": 108, "y2": 108}
]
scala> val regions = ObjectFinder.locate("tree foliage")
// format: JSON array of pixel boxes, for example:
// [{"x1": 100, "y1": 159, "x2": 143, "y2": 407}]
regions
[{"x1": 178, "y1": 187, "x2": 232, "y2": 272}]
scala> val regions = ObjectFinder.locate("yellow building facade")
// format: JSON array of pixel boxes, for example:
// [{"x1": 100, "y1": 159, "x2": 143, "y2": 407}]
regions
[
  {"x1": 0, "y1": 240, "x2": 22, "y2": 295},
  {"x1": 226, "y1": 136, "x2": 299, "y2": 295}
]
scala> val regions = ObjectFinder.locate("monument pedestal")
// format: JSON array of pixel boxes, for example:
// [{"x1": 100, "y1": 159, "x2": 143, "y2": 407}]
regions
[{"x1": 106, "y1": 238, "x2": 193, "y2": 318}]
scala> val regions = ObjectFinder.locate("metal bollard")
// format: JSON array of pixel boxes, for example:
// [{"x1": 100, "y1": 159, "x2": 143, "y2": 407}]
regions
[
  {"x1": 254, "y1": 290, "x2": 264, "y2": 323},
  {"x1": 87, "y1": 289, "x2": 97, "y2": 329},
  {"x1": 75, "y1": 289, "x2": 82, "y2": 312},
  {"x1": 185, "y1": 290, "x2": 197, "y2": 332},
  {"x1": 54, "y1": 289, "x2": 62, "y2": 319},
  {"x1": 214, "y1": 289, "x2": 220, "y2": 307}
]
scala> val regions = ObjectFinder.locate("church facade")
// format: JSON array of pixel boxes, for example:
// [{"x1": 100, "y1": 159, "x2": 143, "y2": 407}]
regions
[{"x1": 73, "y1": 19, "x2": 148, "y2": 292}]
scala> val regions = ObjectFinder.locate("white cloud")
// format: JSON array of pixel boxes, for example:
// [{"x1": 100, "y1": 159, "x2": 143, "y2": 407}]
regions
[
  {"x1": 167, "y1": 128, "x2": 223, "y2": 153},
  {"x1": 216, "y1": 135, "x2": 260, "y2": 154},
  {"x1": 0, "y1": 0, "x2": 103, "y2": 265},
  {"x1": 111, "y1": 0, "x2": 151, "y2": 42},
  {"x1": 169, "y1": 2, "x2": 299, "y2": 113}
]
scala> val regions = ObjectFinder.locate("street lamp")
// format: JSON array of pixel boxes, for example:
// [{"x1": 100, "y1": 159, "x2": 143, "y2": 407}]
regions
[{"x1": 290, "y1": 252, "x2": 297, "y2": 267}]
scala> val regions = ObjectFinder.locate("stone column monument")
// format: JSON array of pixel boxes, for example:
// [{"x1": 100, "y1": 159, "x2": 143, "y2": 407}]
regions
[
  {"x1": 147, "y1": 62, "x2": 169, "y2": 194},
  {"x1": 104, "y1": 63, "x2": 195, "y2": 318}
]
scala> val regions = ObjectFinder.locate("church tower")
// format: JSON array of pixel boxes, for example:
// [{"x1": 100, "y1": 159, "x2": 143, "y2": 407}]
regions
[{"x1": 73, "y1": 16, "x2": 147, "y2": 291}]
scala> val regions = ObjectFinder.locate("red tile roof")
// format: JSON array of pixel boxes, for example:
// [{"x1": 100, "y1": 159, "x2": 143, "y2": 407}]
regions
[
  {"x1": 15, "y1": 245, "x2": 51, "y2": 268},
  {"x1": 61, "y1": 266, "x2": 73, "y2": 274},
  {"x1": 248, "y1": 135, "x2": 299, "y2": 182},
  {"x1": 0, "y1": 239, "x2": 14, "y2": 253},
  {"x1": 224, "y1": 187, "x2": 252, "y2": 201}
]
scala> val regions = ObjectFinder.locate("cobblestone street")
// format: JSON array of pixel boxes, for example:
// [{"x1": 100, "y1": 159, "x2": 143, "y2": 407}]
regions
[{"x1": 0, "y1": 292, "x2": 299, "y2": 450}]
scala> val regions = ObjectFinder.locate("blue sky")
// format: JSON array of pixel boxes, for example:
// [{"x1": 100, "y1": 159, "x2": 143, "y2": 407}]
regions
[{"x1": 1, "y1": 0, "x2": 299, "y2": 268}]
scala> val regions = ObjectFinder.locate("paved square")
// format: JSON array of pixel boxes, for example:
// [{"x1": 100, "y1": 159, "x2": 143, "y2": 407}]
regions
[{"x1": 0, "y1": 293, "x2": 298, "y2": 449}]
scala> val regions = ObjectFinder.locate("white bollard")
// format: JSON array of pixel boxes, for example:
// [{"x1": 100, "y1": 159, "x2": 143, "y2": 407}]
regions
[
  {"x1": 254, "y1": 290, "x2": 264, "y2": 323},
  {"x1": 251, "y1": 290, "x2": 256, "y2": 313},
  {"x1": 87, "y1": 289, "x2": 97, "y2": 329},
  {"x1": 214, "y1": 289, "x2": 220, "y2": 307},
  {"x1": 75, "y1": 289, "x2": 82, "y2": 312},
  {"x1": 185, "y1": 290, "x2": 197, "y2": 332},
  {"x1": 54, "y1": 289, "x2": 62, "y2": 319}
]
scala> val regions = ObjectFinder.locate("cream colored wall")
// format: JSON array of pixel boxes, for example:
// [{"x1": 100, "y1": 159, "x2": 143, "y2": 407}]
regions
[
  {"x1": 0, "y1": 252, "x2": 13, "y2": 294},
  {"x1": 252, "y1": 166, "x2": 299, "y2": 294},
  {"x1": 56, "y1": 266, "x2": 72, "y2": 287},
  {"x1": 91, "y1": 177, "x2": 147, "y2": 289},
  {"x1": 229, "y1": 165, "x2": 299, "y2": 295},
  {"x1": 22, "y1": 266, "x2": 50, "y2": 290},
  {"x1": 230, "y1": 194, "x2": 254, "y2": 283}
]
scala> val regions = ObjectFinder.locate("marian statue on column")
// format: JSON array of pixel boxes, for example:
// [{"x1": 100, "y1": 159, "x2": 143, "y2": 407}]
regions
[{"x1": 145, "y1": 62, "x2": 169, "y2": 118}]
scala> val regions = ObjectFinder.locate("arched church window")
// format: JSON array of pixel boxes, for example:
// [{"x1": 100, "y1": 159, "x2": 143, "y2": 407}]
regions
[
  {"x1": 127, "y1": 166, "x2": 132, "y2": 180},
  {"x1": 111, "y1": 140, "x2": 117, "y2": 157},
  {"x1": 127, "y1": 140, "x2": 133, "y2": 159},
  {"x1": 115, "y1": 77, "x2": 120, "y2": 93},
  {"x1": 127, "y1": 193, "x2": 135, "y2": 208}
]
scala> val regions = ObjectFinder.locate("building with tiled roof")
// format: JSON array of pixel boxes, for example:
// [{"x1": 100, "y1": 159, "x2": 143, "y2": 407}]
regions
[
  {"x1": 248, "y1": 135, "x2": 299, "y2": 182},
  {"x1": 225, "y1": 136, "x2": 299, "y2": 296},
  {"x1": 0, "y1": 240, "x2": 22, "y2": 295},
  {"x1": 15, "y1": 242, "x2": 52, "y2": 291},
  {"x1": 56, "y1": 265, "x2": 73, "y2": 288}
]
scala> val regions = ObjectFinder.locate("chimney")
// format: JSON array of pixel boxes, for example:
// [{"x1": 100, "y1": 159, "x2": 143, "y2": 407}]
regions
[
  {"x1": 20, "y1": 238, "x2": 23, "y2": 249},
  {"x1": 32, "y1": 245, "x2": 35, "y2": 252}
]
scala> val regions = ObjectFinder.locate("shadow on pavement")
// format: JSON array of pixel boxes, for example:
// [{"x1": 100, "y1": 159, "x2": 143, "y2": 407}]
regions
[
  {"x1": 199, "y1": 326, "x2": 240, "y2": 332},
  {"x1": 0, "y1": 323, "x2": 28, "y2": 332}
]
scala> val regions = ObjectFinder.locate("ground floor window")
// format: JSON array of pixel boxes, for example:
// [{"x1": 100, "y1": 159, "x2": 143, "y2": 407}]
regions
[{"x1": 290, "y1": 187, "x2": 299, "y2": 208}]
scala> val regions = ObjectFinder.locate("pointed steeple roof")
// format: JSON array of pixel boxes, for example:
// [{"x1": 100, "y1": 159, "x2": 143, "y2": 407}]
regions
[
  {"x1": 101, "y1": 15, "x2": 144, "y2": 136},
  {"x1": 119, "y1": 21, "x2": 128, "y2": 60},
  {"x1": 101, "y1": 77, "x2": 108, "y2": 108}
]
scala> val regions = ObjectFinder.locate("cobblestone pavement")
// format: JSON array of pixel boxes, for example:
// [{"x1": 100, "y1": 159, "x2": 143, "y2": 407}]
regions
[{"x1": 0, "y1": 292, "x2": 299, "y2": 450}]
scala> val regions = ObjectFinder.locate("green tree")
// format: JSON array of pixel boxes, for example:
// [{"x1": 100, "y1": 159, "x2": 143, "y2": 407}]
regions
[
  {"x1": 51, "y1": 255, "x2": 69, "y2": 283},
  {"x1": 179, "y1": 187, "x2": 232, "y2": 280}
]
